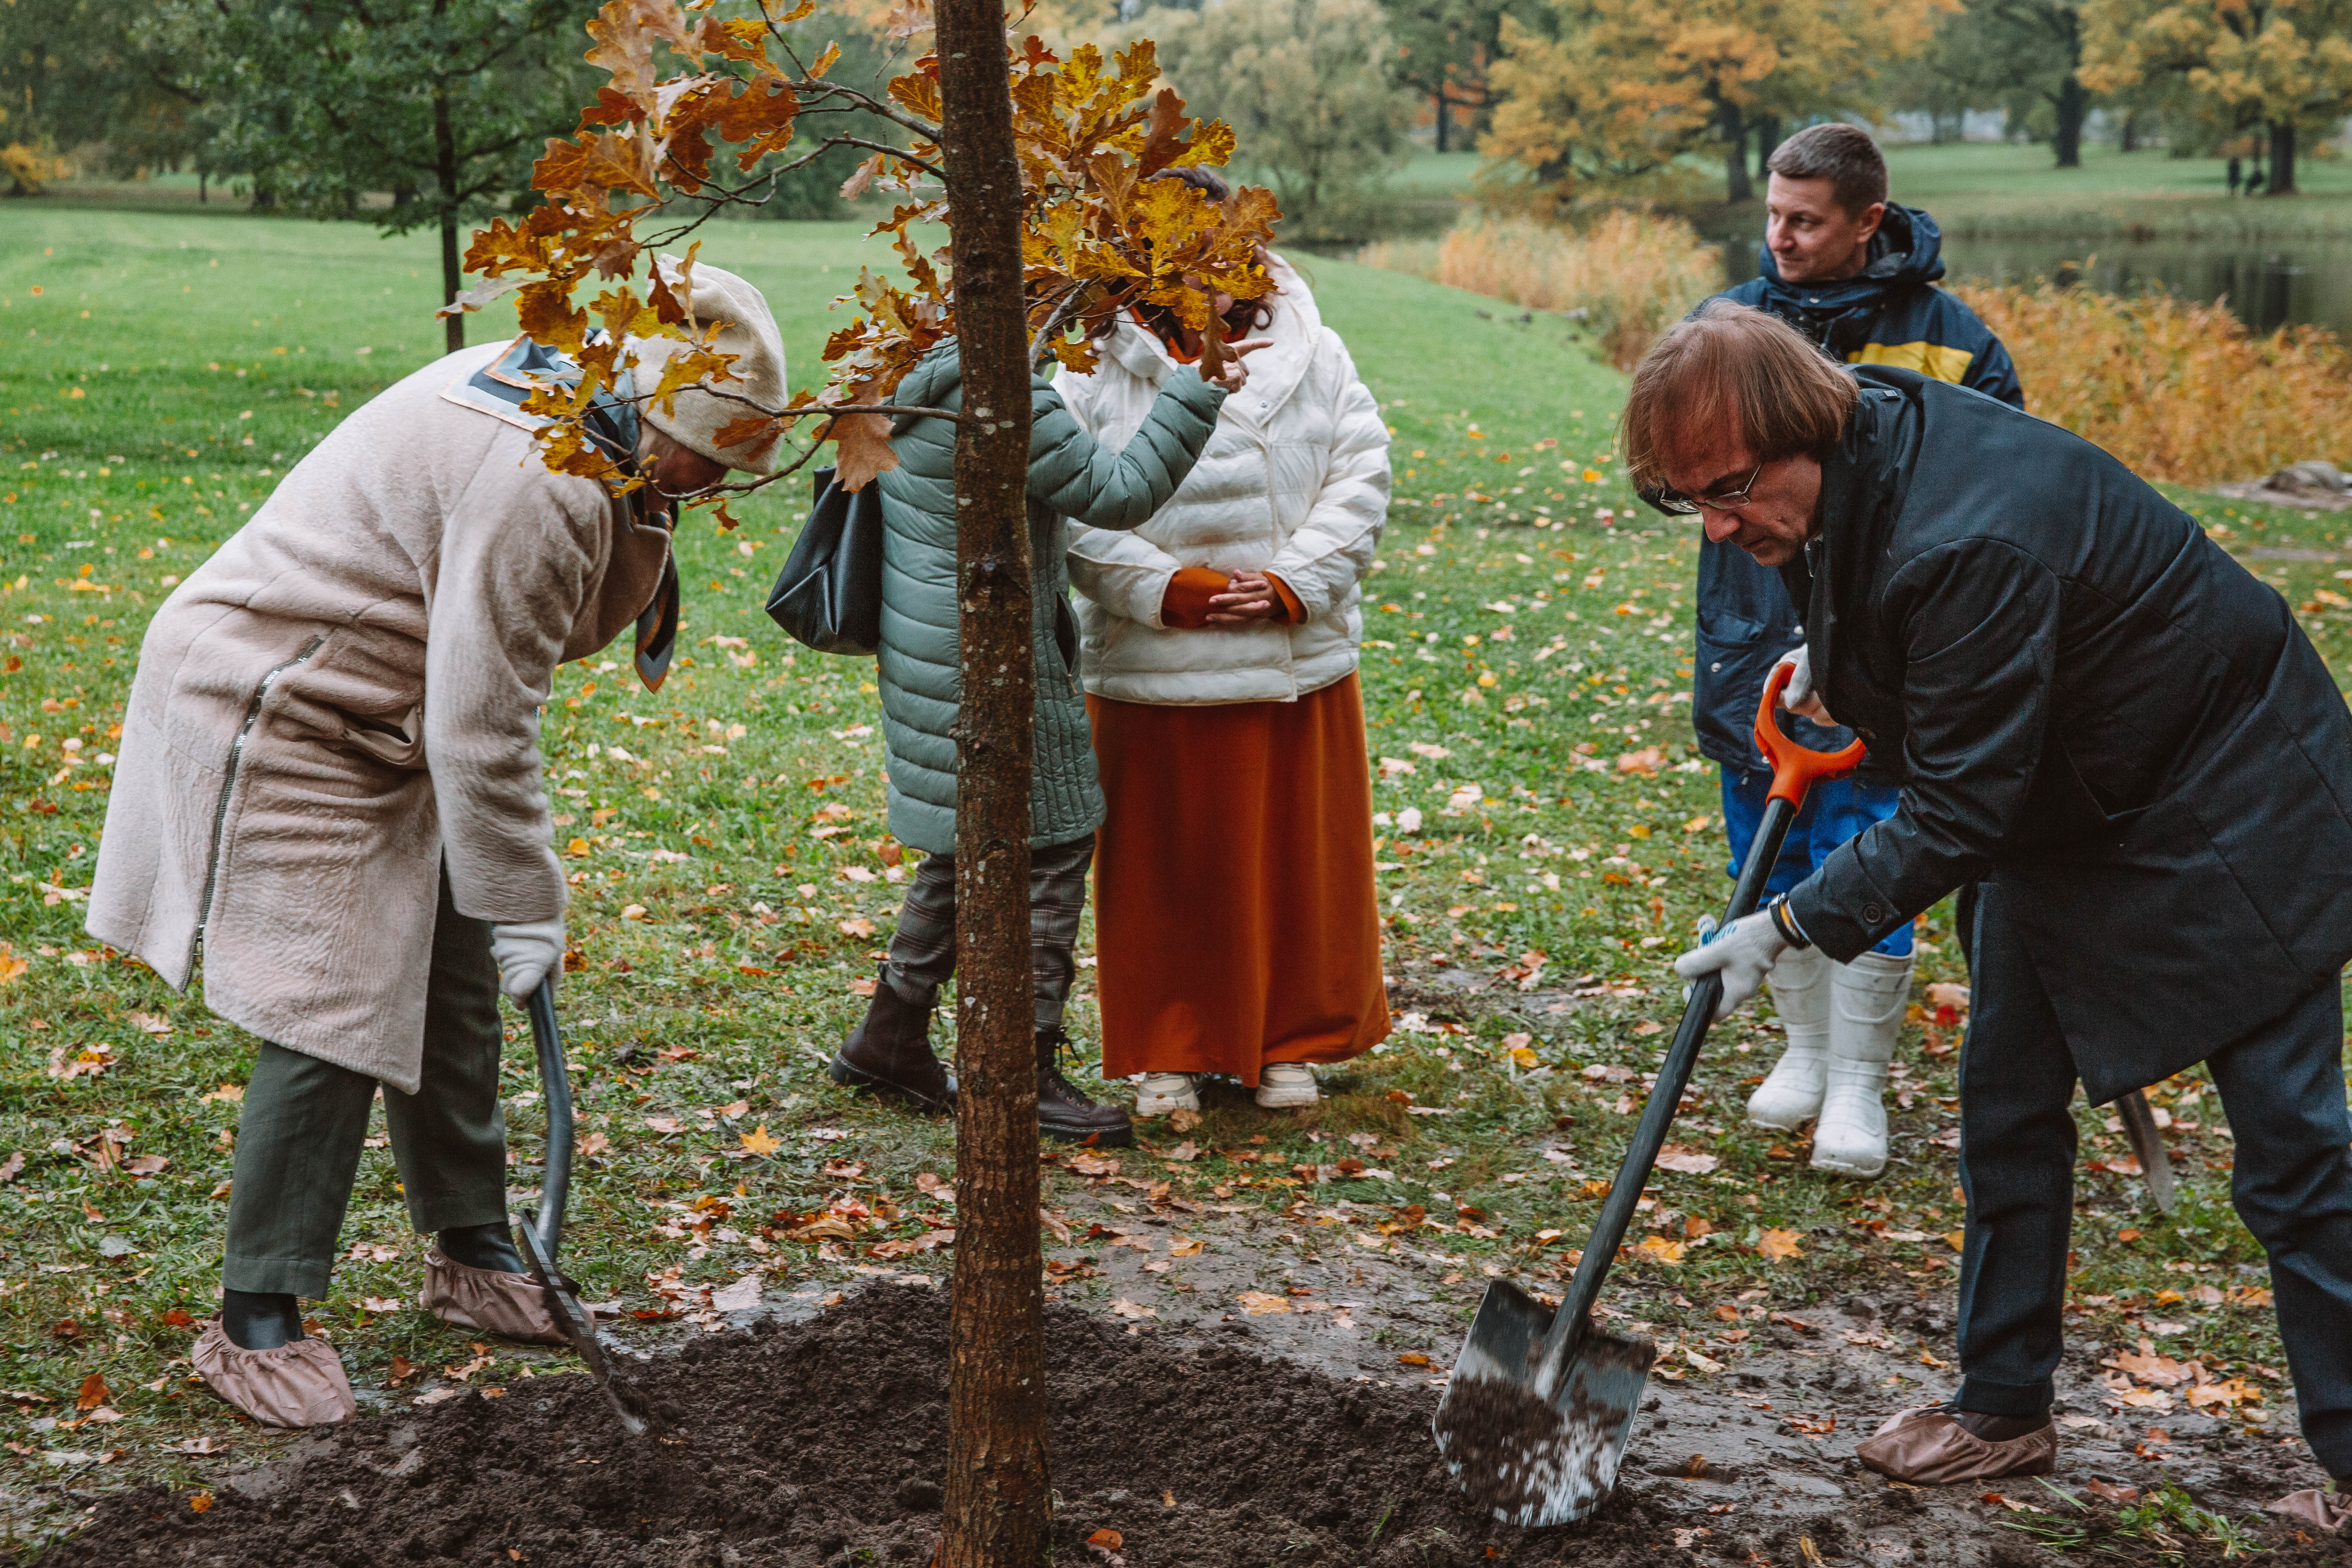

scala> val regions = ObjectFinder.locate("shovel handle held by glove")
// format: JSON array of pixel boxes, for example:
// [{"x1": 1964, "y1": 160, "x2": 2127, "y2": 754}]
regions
[
  {"x1": 1755, "y1": 658, "x2": 1867, "y2": 809},
  {"x1": 1538, "y1": 672, "x2": 1867, "y2": 1390}
]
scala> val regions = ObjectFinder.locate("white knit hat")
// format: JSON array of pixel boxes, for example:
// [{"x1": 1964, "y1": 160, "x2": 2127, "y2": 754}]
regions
[{"x1": 633, "y1": 256, "x2": 787, "y2": 475}]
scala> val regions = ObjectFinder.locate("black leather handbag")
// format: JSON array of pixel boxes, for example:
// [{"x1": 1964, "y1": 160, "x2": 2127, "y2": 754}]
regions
[{"x1": 766, "y1": 466, "x2": 885, "y2": 656}]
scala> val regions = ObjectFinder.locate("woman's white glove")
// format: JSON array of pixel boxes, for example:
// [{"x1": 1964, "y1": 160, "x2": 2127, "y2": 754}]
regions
[
  {"x1": 1672, "y1": 909, "x2": 1791, "y2": 1022},
  {"x1": 1777, "y1": 644, "x2": 1834, "y2": 725},
  {"x1": 490, "y1": 919, "x2": 566, "y2": 1003}
]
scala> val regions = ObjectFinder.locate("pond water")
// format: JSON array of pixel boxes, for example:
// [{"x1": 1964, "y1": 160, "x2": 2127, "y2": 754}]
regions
[{"x1": 1722, "y1": 235, "x2": 2352, "y2": 340}]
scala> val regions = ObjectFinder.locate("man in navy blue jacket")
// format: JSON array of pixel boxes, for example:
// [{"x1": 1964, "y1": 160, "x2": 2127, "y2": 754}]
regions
[{"x1": 1693, "y1": 123, "x2": 2022, "y2": 1181}]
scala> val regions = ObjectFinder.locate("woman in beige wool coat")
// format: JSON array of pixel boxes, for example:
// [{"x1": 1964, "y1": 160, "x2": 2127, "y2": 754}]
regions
[{"x1": 87, "y1": 261, "x2": 784, "y2": 1428}]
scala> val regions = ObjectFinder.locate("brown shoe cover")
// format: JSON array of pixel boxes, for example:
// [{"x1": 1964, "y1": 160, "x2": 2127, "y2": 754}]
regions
[
  {"x1": 2266, "y1": 1488, "x2": 2352, "y2": 1531},
  {"x1": 419, "y1": 1248, "x2": 575, "y2": 1346},
  {"x1": 192, "y1": 1320, "x2": 357, "y2": 1428},
  {"x1": 1854, "y1": 1406, "x2": 2056, "y2": 1485}
]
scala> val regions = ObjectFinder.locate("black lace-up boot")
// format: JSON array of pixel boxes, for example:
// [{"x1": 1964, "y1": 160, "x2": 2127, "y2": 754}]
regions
[
  {"x1": 1036, "y1": 1027, "x2": 1133, "y2": 1146},
  {"x1": 829, "y1": 968, "x2": 955, "y2": 1111}
]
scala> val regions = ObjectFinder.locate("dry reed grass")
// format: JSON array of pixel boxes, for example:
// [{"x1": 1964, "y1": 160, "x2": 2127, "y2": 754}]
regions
[
  {"x1": 1952, "y1": 280, "x2": 2352, "y2": 487},
  {"x1": 1359, "y1": 210, "x2": 1721, "y2": 369}
]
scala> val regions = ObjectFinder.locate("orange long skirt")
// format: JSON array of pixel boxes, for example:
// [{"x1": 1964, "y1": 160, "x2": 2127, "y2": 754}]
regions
[{"x1": 1087, "y1": 673, "x2": 1390, "y2": 1085}]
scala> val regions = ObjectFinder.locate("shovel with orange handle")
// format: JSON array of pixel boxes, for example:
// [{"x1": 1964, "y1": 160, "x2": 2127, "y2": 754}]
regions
[{"x1": 1433, "y1": 660, "x2": 1865, "y2": 1525}]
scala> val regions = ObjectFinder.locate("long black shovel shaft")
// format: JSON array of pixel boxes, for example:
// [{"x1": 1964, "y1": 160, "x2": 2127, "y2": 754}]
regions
[
  {"x1": 526, "y1": 978, "x2": 572, "y2": 1262},
  {"x1": 1538, "y1": 793, "x2": 1800, "y2": 1388}
]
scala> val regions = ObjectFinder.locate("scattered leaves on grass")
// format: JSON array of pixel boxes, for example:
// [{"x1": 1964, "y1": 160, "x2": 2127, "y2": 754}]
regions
[
  {"x1": 1757, "y1": 1229, "x2": 1803, "y2": 1260},
  {"x1": 738, "y1": 1124, "x2": 781, "y2": 1156},
  {"x1": 1237, "y1": 1290, "x2": 1290, "y2": 1315},
  {"x1": 1653, "y1": 1144, "x2": 1717, "y2": 1175},
  {"x1": 1635, "y1": 1235, "x2": 1685, "y2": 1264}
]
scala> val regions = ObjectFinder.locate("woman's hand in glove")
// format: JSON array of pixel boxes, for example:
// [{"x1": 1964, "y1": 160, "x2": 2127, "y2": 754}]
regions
[
  {"x1": 490, "y1": 919, "x2": 566, "y2": 1003},
  {"x1": 1672, "y1": 909, "x2": 1790, "y2": 1022}
]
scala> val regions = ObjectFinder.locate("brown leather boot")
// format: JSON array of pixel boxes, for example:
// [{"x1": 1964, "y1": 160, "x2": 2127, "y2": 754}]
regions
[
  {"x1": 830, "y1": 970, "x2": 954, "y2": 1111},
  {"x1": 1037, "y1": 1027, "x2": 1133, "y2": 1146}
]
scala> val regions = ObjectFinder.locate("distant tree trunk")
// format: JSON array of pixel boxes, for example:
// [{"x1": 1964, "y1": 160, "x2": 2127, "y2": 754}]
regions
[
  {"x1": 934, "y1": 0, "x2": 1046, "y2": 1565},
  {"x1": 2052, "y1": 75, "x2": 2086, "y2": 168},
  {"x1": 2119, "y1": 110, "x2": 2140, "y2": 153},
  {"x1": 2267, "y1": 119, "x2": 2297, "y2": 195},
  {"x1": 434, "y1": 83, "x2": 464, "y2": 353},
  {"x1": 1754, "y1": 113, "x2": 1782, "y2": 178},
  {"x1": 1433, "y1": 91, "x2": 1449, "y2": 153},
  {"x1": 198, "y1": 169, "x2": 208, "y2": 203},
  {"x1": 1721, "y1": 102, "x2": 1751, "y2": 203}
]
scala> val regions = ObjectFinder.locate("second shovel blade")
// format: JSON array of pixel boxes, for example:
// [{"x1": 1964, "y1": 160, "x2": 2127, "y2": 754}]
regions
[{"x1": 1433, "y1": 1279, "x2": 1656, "y2": 1527}]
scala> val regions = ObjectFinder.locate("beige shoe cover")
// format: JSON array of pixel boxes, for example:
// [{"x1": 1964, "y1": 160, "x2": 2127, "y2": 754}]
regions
[
  {"x1": 192, "y1": 1320, "x2": 358, "y2": 1428},
  {"x1": 2266, "y1": 1488, "x2": 2352, "y2": 1531},
  {"x1": 1854, "y1": 1406, "x2": 2056, "y2": 1484},
  {"x1": 420, "y1": 1248, "x2": 575, "y2": 1346}
]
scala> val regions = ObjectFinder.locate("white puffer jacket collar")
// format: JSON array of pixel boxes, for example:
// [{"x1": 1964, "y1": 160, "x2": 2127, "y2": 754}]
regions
[{"x1": 1059, "y1": 256, "x2": 1391, "y2": 705}]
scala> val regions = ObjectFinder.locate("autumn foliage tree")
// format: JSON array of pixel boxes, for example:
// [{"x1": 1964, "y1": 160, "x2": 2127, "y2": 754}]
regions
[
  {"x1": 2081, "y1": 0, "x2": 2352, "y2": 194},
  {"x1": 1481, "y1": 0, "x2": 1949, "y2": 204},
  {"x1": 461, "y1": 4, "x2": 1274, "y2": 1560}
]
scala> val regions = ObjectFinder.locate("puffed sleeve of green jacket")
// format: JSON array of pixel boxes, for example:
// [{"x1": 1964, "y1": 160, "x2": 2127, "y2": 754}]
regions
[{"x1": 1023, "y1": 362, "x2": 1227, "y2": 528}]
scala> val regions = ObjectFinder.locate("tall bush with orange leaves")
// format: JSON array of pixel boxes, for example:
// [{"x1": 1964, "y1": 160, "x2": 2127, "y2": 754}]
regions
[
  {"x1": 1359, "y1": 211, "x2": 1719, "y2": 369},
  {"x1": 1952, "y1": 281, "x2": 2352, "y2": 486}
]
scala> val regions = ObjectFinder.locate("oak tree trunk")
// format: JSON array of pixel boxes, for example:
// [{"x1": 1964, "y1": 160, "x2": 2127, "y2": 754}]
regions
[
  {"x1": 1433, "y1": 91, "x2": 1449, "y2": 155},
  {"x1": 2052, "y1": 75, "x2": 2086, "y2": 168},
  {"x1": 935, "y1": 2, "x2": 1047, "y2": 1565},
  {"x1": 1721, "y1": 101, "x2": 1751, "y2": 204},
  {"x1": 2268, "y1": 120, "x2": 2297, "y2": 196}
]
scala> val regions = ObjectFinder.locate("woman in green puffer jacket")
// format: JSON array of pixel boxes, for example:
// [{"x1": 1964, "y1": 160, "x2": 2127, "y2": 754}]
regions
[{"x1": 828, "y1": 335, "x2": 1266, "y2": 1147}]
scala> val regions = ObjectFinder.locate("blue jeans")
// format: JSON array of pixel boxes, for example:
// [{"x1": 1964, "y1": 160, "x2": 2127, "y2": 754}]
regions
[{"x1": 1719, "y1": 764, "x2": 1913, "y2": 958}]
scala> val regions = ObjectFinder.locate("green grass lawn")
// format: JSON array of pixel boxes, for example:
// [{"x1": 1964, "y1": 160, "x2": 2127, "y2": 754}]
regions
[{"x1": 3, "y1": 207, "x2": 2347, "y2": 1549}]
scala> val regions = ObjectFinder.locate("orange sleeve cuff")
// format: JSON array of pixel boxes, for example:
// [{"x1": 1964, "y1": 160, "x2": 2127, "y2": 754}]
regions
[
  {"x1": 1161, "y1": 567, "x2": 1229, "y2": 629},
  {"x1": 1266, "y1": 571, "x2": 1307, "y2": 625}
]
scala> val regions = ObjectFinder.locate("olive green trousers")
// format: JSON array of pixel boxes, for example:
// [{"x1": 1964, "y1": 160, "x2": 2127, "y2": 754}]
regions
[{"x1": 221, "y1": 872, "x2": 511, "y2": 1299}]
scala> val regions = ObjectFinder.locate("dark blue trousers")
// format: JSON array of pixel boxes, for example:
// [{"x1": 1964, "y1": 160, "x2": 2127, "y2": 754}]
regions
[{"x1": 1955, "y1": 882, "x2": 2352, "y2": 1478}]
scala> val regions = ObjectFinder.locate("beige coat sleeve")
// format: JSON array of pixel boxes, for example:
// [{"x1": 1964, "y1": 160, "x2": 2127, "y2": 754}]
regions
[{"x1": 425, "y1": 449, "x2": 609, "y2": 926}]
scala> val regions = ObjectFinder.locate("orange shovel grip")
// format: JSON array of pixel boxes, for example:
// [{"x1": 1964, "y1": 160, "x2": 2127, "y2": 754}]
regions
[{"x1": 1753, "y1": 659, "x2": 1867, "y2": 808}]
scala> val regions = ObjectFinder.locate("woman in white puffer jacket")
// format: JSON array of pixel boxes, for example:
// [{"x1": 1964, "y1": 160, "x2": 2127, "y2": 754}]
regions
[{"x1": 1060, "y1": 220, "x2": 1392, "y2": 1114}]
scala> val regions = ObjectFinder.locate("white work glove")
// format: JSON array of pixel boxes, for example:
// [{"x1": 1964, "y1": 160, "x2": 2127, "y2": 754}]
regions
[
  {"x1": 1673, "y1": 909, "x2": 1791, "y2": 1022},
  {"x1": 490, "y1": 918, "x2": 566, "y2": 1004},
  {"x1": 1776, "y1": 644, "x2": 1834, "y2": 725}
]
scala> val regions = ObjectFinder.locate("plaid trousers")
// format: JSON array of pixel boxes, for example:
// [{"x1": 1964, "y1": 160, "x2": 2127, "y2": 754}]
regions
[{"x1": 882, "y1": 833, "x2": 1093, "y2": 1031}]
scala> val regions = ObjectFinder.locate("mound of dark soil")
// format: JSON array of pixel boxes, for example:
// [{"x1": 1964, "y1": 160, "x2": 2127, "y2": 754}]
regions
[{"x1": 36, "y1": 1286, "x2": 2347, "y2": 1568}]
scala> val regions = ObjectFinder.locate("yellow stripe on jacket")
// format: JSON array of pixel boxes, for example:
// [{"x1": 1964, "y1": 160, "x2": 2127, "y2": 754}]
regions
[{"x1": 1847, "y1": 340, "x2": 1977, "y2": 383}]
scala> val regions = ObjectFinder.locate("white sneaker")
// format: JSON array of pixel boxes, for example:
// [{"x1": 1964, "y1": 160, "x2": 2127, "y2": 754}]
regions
[
  {"x1": 1135, "y1": 1073, "x2": 1201, "y2": 1116},
  {"x1": 1255, "y1": 1062, "x2": 1320, "y2": 1109}
]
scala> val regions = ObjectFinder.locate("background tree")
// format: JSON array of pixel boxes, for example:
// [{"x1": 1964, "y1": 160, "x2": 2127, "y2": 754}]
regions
[
  {"x1": 1129, "y1": 0, "x2": 1415, "y2": 237},
  {"x1": 135, "y1": 0, "x2": 605, "y2": 350},
  {"x1": 1482, "y1": 0, "x2": 1946, "y2": 205},
  {"x1": 1381, "y1": 0, "x2": 1543, "y2": 152},
  {"x1": 1912, "y1": 0, "x2": 2094, "y2": 166},
  {"x1": 2082, "y1": 0, "x2": 2352, "y2": 193},
  {"x1": 0, "y1": 0, "x2": 201, "y2": 192}
]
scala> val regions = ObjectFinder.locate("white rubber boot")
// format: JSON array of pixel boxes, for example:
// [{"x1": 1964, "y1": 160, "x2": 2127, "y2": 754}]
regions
[
  {"x1": 1746, "y1": 944, "x2": 1833, "y2": 1130},
  {"x1": 1812, "y1": 949, "x2": 1912, "y2": 1178}
]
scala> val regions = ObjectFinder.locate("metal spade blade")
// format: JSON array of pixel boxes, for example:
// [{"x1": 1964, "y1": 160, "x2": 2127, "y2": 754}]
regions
[
  {"x1": 1433, "y1": 1280, "x2": 1656, "y2": 1526},
  {"x1": 2115, "y1": 1089, "x2": 2178, "y2": 1214}
]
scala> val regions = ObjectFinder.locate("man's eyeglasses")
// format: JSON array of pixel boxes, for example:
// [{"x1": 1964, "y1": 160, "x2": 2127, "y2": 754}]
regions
[{"x1": 1639, "y1": 462, "x2": 1764, "y2": 517}]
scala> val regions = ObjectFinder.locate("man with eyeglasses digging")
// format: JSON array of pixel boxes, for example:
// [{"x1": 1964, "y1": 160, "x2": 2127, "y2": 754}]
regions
[
  {"x1": 1647, "y1": 302, "x2": 2352, "y2": 1523},
  {"x1": 1691, "y1": 124, "x2": 2022, "y2": 1182}
]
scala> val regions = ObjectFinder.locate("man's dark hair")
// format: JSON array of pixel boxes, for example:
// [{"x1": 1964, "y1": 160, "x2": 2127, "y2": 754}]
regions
[{"x1": 1766, "y1": 123, "x2": 1888, "y2": 219}]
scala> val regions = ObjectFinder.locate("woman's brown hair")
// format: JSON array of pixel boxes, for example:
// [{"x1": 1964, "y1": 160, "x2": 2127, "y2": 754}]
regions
[{"x1": 1620, "y1": 300, "x2": 1859, "y2": 492}]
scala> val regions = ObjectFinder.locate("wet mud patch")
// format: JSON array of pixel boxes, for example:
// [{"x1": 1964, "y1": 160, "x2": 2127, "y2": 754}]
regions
[{"x1": 35, "y1": 1282, "x2": 2345, "y2": 1568}]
